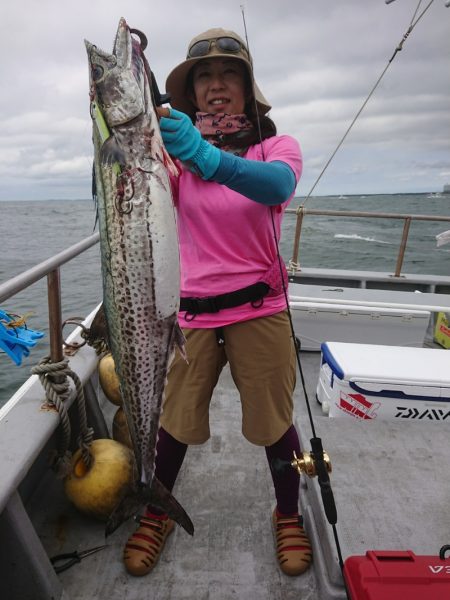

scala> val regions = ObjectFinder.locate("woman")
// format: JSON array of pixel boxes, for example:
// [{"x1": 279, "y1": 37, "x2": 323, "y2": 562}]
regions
[{"x1": 123, "y1": 27, "x2": 312, "y2": 578}]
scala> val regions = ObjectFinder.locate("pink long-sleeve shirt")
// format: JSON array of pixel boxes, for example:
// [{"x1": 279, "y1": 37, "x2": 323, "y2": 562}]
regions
[{"x1": 170, "y1": 134, "x2": 302, "y2": 328}]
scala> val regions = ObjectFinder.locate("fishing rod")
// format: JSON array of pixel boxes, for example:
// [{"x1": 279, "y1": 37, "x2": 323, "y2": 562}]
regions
[
  {"x1": 240, "y1": 2, "x2": 347, "y2": 586},
  {"x1": 240, "y1": 0, "x2": 448, "y2": 594}
]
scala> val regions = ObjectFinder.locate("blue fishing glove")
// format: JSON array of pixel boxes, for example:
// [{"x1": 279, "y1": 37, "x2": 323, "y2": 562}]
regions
[
  {"x1": 0, "y1": 309, "x2": 45, "y2": 366},
  {"x1": 159, "y1": 108, "x2": 221, "y2": 180}
]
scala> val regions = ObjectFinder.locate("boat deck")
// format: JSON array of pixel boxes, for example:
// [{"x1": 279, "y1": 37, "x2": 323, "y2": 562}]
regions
[
  {"x1": 0, "y1": 282, "x2": 446, "y2": 599},
  {"x1": 24, "y1": 332, "x2": 450, "y2": 600},
  {"x1": 1, "y1": 222, "x2": 449, "y2": 599},
  {"x1": 29, "y1": 352, "x2": 324, "y2": 600}
]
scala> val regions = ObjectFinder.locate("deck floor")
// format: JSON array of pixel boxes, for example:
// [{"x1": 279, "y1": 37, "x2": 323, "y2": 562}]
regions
[{"x1": 30, "y1": 352, "x2": 324, "y2": 600}]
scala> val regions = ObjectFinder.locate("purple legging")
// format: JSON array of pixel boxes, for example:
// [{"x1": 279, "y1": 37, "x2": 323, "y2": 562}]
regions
[
  {"x1": 264, "y1": 424, "x2": 301, "y2": 515},
  {"x1": 149, "y1": 425, "x2": 301, "y2": 516},
  {"x1": 153, "y1": 427, "x2": 188, "y2": 494}
]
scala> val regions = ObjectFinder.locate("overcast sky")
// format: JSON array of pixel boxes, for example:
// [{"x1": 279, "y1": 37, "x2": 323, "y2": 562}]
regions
[{"x1": 1, "y1": 0, "x2": 449, "y2": 200}]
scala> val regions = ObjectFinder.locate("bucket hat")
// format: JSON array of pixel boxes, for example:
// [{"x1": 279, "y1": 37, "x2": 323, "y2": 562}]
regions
[{"x1": 165, "y1": 27, "x2": 271, "y2": 117}]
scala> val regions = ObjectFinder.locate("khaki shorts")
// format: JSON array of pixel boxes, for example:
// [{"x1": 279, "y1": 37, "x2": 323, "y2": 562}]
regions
[{"x1": 160, "y1": 311, "x2": 297, "y2": 446}]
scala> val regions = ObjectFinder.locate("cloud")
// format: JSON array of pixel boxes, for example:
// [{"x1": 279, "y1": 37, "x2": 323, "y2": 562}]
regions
[{"x1": 0, "y1": 0, "x2": 449, "y2": 199}]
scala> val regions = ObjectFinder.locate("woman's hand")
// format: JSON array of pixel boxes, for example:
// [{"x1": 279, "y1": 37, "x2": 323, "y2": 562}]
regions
[
  {"x1": 157, "y1": 108, "x2": 220, "y2": 179},
  {"x1": 158, "y1": 108, "x2": 202, "y2": 161}
]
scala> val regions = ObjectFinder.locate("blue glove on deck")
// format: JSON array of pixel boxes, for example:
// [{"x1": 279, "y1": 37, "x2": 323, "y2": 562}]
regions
[
  {"x1": 159, "y1": 109, "x2": 220, "y2": 180},
  {"x1": 0, "y1": 309, "x2": 45, "y2": 366}
]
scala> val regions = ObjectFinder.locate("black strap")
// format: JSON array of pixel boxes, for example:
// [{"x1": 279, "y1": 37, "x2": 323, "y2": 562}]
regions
[
  {"x1": 215, "y1": 327, "x2": 226, "y2": 346},
  {"x1": 180, "y1": 282, "x2": 270, "y2": 315}
]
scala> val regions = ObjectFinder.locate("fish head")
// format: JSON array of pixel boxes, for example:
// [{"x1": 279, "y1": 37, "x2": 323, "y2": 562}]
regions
[{"x1": 85, "y1": 17, "x2": 146, "y2": 127}]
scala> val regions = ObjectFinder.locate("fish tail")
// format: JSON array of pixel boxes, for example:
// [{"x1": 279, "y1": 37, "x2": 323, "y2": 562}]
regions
[
  {"x1": 105, "y1": 476, "x2": 194, "y2": 537},
  {"x1": 144, "y1": 476, "x2": 194, "y2": 535}
]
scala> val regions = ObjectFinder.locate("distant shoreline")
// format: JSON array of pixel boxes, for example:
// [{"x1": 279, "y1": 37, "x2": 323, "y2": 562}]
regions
[{"x1": 0, "y1": 191, "x2": 445, "y2": 202}]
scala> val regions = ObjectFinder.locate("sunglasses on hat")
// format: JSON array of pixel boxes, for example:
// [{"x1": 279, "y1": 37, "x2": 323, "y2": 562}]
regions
[{"x1": 187, "y1": 36, "x2": 249, "y2": 59}]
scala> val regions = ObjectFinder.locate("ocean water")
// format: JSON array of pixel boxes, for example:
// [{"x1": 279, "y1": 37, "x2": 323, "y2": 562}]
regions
[
  {"x1": 0, "y1": 193, "x2": 449, "y2": 406},
  {"x1": 282, "y1": 193, "x2": 450, "y2": 274}
]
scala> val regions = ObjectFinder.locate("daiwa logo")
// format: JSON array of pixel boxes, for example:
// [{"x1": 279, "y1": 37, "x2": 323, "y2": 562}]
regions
[
  {"x1": 395, "y1": 407, "x2": 450, "y2": 421},
  {"x1": 338, "y1": 392, "x2": 380, "y2": 420},
  {"x1": 439, "y1": 323, "x2": 450, "y2": 336},
  {"x1": 428, "y1": 565, "x2": 450, "y2": 574}
]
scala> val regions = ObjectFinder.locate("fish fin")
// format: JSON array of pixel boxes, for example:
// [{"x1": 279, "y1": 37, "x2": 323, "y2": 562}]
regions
[
  {"x1": 144, "y1": 476, "x2": 194, "y2": 535},
  {"x1": 100, "y1": 136, "x2": 126, "y2": 167},
  {"x1": 86, "y1": 303, "x2": 110, "y2": 350},
  {"x1": 105, "y1": 477, "x2": 194, "y2": 537},
  {"x1": 174, "y1": 322, "x2": 188, "y2": 363},
  {"x1": 161, "y1": 145, "x2": 181, "y2": 178},
  {"x1": 104, "y1": 482, "x2": 143, "y2": 537}
]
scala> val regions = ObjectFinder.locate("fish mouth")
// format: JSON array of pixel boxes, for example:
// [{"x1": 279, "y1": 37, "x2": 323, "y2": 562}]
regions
[
  {"x1": 112, "y1": 17, "x2": 147, "y2": 69},
  {"x1": 113, "y1": 17, "x2": 128, "y2": 56},
  {"x1": 111, "y1": 17, "x2": 130, "y2": 71},
  {"x1": 85, "y1": 39, "x2": 115, "y2": 61}
]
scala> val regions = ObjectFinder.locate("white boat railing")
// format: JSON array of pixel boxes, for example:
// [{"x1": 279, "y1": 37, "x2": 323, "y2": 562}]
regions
[
  {"x1": 0, "y1": 233, "x2": 100, "y2": 364},
  {"x1": 286, "y1": 207, "x2": 450, "y2": 278},
  {"x1": 289, "y1": 296, "x2": 450, "y2": 314},
  {"x1": 1, "y1": 208, "x2": 450, "y2": 367}
]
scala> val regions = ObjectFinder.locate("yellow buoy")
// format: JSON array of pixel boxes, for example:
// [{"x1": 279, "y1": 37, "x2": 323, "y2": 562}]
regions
[
  {"x1": 98, "y1": 353, "x2": 122, "y2": 405},
  {"x1": 112, "y1": 407, "x2": 132, "y2": 449},
  {"x1": 64, "y1": 438, "x2": 134, "y2": 521}
]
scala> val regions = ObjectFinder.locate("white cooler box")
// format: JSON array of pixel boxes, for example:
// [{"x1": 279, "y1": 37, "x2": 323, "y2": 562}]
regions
[
  {"x1": 316, "y1": 342, "x2": 450, "y2": 422},
  {"x1": 289, "y1": 302, "x2": 430, "y2": 351}
]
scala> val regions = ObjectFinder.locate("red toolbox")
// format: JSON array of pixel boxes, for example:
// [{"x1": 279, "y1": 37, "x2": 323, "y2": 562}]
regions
[{"x1": 344, "y1": 550, "x2": 450, "y2": 600}]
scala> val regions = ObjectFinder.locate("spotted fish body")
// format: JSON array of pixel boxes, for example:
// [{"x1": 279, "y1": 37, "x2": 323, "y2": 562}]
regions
[{"x1": 85, "y1": 18, "x2": 192, "y2": 536}]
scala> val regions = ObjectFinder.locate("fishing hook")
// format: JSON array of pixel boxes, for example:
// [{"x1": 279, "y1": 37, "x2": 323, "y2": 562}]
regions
[
  {"x1": 62, "y1": 318, "x2": 89, "y2": 351},
  {"x1": 115, "y1": 171, "x2": 135, "y2": 214}
]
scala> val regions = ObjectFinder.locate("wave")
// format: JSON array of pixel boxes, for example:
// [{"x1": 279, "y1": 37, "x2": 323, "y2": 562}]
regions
[{"x1": 334, "y1": 233, "x2": 391, "y2": 245}]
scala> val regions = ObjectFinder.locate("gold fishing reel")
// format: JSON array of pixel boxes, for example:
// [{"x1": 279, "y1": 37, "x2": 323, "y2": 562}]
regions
[{"x1": 291, "y1": 450, "x2": 332, "y2": 478}]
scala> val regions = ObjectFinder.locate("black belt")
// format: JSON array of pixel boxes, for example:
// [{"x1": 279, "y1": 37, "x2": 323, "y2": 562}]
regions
[{"x1": 180, "y1": 282, "x2": 270, "y2": 316}]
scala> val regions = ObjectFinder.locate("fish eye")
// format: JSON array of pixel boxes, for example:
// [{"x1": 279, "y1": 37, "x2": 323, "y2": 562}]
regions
[{"x1": 92, "y1": 64, "x2": 104, "y2": 82}]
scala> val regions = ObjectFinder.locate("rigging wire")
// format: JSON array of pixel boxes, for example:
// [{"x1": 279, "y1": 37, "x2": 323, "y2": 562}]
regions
[{"x1": 301, "y1": 0, "x2": 435, "y2": 207}]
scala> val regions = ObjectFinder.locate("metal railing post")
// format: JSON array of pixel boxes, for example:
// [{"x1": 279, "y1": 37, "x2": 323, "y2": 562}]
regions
[
  {"x1": 291, "y1": 207, "x2": 305, "y2": 273},
  {"x1": 47, "y1": 269, "x2": 64, "y2": 364},
  {"x1": 394, "y1": 217, "x2": 412, "y2": 277}
]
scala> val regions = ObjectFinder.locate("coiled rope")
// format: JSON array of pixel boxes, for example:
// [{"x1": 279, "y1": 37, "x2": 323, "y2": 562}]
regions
[{"x1": 31, "y1": 356, "x2": 94, "y2": 477}]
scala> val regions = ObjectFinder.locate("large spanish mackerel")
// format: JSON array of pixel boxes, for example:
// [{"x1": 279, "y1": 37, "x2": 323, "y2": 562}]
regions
[{"x1": 85, "y1": 18, "x2": 193, "y2": 536}]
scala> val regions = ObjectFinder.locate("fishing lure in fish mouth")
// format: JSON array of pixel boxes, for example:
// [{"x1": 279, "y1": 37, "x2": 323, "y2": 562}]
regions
[{"x1": 0, "y1": 309, "x2": 45, "y2": 366}]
